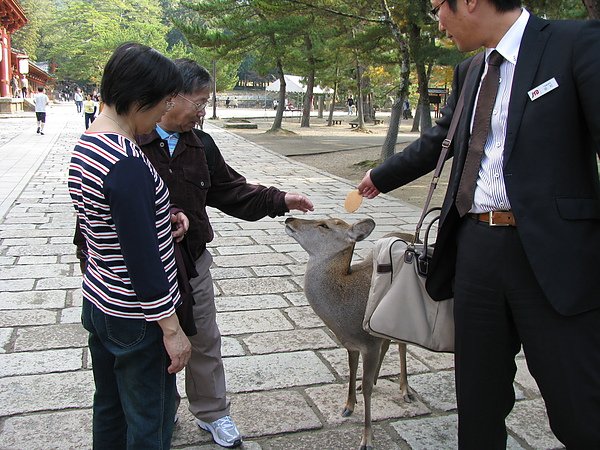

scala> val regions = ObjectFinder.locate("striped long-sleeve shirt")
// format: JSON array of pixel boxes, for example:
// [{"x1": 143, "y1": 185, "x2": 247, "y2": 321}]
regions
[{"x1": 68, "y1": 132, "x2": 181, "y2": 321}]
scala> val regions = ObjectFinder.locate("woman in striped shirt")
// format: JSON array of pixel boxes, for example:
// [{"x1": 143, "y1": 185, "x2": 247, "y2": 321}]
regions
[{"x1": 68, "y1": 43, "x2": 191, "y2": 449}]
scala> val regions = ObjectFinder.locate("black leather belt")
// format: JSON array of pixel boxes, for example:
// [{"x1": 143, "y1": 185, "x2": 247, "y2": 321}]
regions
[{"x1": 469, "y1": 211, "x2": 516, "y2": 226}]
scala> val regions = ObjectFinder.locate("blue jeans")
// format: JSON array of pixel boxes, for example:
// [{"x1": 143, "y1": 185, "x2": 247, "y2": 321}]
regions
[{"x1": 82, "y1": 301, "x2": 176, "y2": 450}]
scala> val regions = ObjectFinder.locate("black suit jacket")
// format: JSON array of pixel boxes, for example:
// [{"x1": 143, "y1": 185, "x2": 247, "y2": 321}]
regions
[{"x1": 371, "y1": 15, "x2": 600, "y2": 316}]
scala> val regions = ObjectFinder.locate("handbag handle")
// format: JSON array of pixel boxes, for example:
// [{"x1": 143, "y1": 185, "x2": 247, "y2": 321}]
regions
[{"x1": 414, "y1": 52, "x2": 484, "y2": 243}]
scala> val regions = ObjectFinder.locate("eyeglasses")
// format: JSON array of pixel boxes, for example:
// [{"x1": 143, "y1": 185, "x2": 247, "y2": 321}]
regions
[
  {"x1": 429, "y1": 0, "x2": 447, "y2": 21},
  {"x1": 177, "y1": 94, "x2": 209, "y2": 112},
  {"x1": 165, "y1": 100, "x2": 175, "y2": 112}
]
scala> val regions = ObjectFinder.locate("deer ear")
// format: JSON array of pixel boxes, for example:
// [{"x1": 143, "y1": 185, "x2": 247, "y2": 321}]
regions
[{"x1": 348, "y1": 219, "x2": 376, "y2": 242}]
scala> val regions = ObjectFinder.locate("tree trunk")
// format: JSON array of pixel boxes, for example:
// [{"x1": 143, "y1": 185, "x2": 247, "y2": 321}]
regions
[
  {"x1": 355, "y1": 59, "x2": 365, "y2": 129},
  {"x1": 326, "y1": 78, "x2": 339, "y2": 126},
  {"x1": 379, "y1": 0, "x2": 411, "y2": 158},
  {"x1": 412, "y1": 99, "x2": 421, "y2": 132},
  {"x1": 583, "y1": 0, "x2": 599, "y2": 18},
  {"x1": 301, "y1": 34, "x2": 316, "y2": 128},
  {"x1": 380, "y1": 98, "x2": 403, "y2": 160},
  {"x1": 270, "y1": 60, "x2": 286, "y2": 132}
]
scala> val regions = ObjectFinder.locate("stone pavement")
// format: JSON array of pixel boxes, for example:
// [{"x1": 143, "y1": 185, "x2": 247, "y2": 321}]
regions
[{"x1": 0, "y1": 104, "x2": 562, "y2": 450}]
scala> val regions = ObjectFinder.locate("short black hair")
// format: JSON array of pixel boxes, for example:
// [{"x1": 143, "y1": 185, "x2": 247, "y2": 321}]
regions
[
  {"x1": 447, "y1": 0, "x2": 521, "y2": 12},
  {"x1": 101, "y1": 42, "x2": 183, "y2": 115},
  {"x1": 173, "y1": 59, "x2": 212, "y2": 95},
  {"x1": 37, "y1": 86, "x2": 44, "y2": 92}
]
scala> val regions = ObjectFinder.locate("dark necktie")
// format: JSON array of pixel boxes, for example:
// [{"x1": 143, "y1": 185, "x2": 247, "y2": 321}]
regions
[{"x1": 455, "y1": 50, "x2": 504, "y2": 217}]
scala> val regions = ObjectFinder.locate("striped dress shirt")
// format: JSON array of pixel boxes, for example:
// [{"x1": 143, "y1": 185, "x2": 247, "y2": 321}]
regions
[
  {"x1": 471, "y1": 8, "x2": 529, "y2": 213},
  {"x1": 68, "y1": 132, "x2": 181, "y2": 321}
]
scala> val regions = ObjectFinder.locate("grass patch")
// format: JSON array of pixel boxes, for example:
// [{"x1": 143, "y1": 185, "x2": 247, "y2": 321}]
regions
[{"x1": 353, "y1": 159, "x2": 381, "y2": 170}]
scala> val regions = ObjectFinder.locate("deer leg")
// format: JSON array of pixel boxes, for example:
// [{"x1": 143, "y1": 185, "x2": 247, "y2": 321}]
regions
[
  {"x1": 343, "y1": 350, "x2": 360, "y2": 417},
  {"x1": 358, "y1": 349, "x2": 379, "y2": 450},
  {"x1": 359, "y1": 338, "x2": 389, "y2": 392},
  {"x1": 373, "y1": 339, "x2": 390, "y2": 385},
  {"x1": 398, "y1": 342, "x2": 414, "y2": 402}
]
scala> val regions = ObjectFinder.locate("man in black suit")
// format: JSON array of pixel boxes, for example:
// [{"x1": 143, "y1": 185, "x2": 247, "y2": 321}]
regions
[{"x1": 359, "y1": 0, "x2": 600, "y2": 448}]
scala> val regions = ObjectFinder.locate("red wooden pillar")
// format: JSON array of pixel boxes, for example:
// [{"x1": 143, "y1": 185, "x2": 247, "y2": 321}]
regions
[{"x1": 0, "y1": 28, "x2": 10, "y2": 97}]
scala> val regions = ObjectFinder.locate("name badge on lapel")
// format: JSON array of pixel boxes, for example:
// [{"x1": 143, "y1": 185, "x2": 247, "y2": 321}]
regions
[{"x1": 528, "y1": 78, "x2": 559, "y2": 101}]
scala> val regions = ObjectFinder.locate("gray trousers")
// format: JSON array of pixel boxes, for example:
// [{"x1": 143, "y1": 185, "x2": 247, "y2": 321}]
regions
[{"x1": 180, "y1": 250, "x2": 230, "y2": 422}]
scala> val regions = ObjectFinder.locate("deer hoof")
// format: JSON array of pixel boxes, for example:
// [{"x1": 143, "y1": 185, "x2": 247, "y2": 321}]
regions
[
  {"x1": 401, "y1": 387, "x2": 417, "y2": 403},
  {"x1": 359, "y1": 445, "x2": 374, "y2": 450},
  {"x1": 342, "y1": 407, "x2": 354, "y2": 417}
]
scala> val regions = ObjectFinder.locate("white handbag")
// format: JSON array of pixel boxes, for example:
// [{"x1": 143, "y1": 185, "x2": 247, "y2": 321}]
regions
[{"x1": 363, "y1": 210, "x2": 454, "y2": 352}]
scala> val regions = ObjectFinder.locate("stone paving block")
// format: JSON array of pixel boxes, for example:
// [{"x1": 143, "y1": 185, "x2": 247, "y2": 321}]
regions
[
  {"x1": 1, "y1": 237, "x2": 48, "y2": 246},
  {"x1": 270, "y1": 243, "x2": 302, "y2": 253},
  {"x1": 6, "y1": 243, "x2": 74, "y2": 256},
  {"x1": 0, "y1": 228, "x2": 73, "y2": 239},
  {"x1": 507, "y1": 399, "x2": 563, "y2": 449},
  {"x1": 285, "y1": 306, "x2": 325, "y2": 328},
  {"x1": 392, "y1": 413, "x2": 527, "y2": 450},
  {"x1": 216, "y1": 277, "x2": 296, "y2": 296},
  {"x1": 306, "y1": 379, "x2": 430, "y2": 426},
  {"x1": 222, "y1": 336, "x2": 245, "y2": 357},
  {"x1": 217, "y1": 309, "x2": 294, "y2": 335},
  {"x1": 0, "y1": 348, "x2": 83, "y2": 377},
  {"x1": 319, "y1": 346, "x2": 430, "y2": 381},
  {"x1": 0, "y1": 370, "x2": 94, "y2": 416},
  {"x1": 223, "y1": 351, "x2": 335, "y2": 392},
  {"x1": 215, "y1": 294, "x2": 289, "y2": 312},
  {"x1": 0, "y1": 290, "x2": 66, "y2": 310},
  {"x1": 284, "y1": 292, "x2": 309, "y2": 306},
  {"x1": 16, "y1": 255, "x2": 57, "y2": 265},
  {"x1": 252, "y1": 234, "x2": 292, "y2": 245},
  {"x1": 407, "y1": 345, "x2": 455, "y2": 371},
  {"x1": 0, "y1": 278, "x2": 35, "y2": 292},
  {"x1": 232, "y1": 390, "x2": 322, "y2": 438},
  {"x1": 0, "y1": 256, "x2": 16, "y2": 265},
  {"x1": 0, "y1": 328, "x2": 12, "y2": 353},
  {"x1": 216, "y1": 244, "x2": 272, "y2": 256},
  {"x1": 210, "y1": 266, "x2": 253, "y2": 280},
  {"x1": 251, "y1": 265, "x2": 291, "y2": 277},
  {"x1": 287, "y1": 264, "x2": 308, "y2": 276},
  {"x1": 36, "y1": 276, "x2": 82, "y2": 290},
  {"x1": 14, "y1": 323, "x2": 87, "y2": 351},
  {"x1": 284, "y1": 250, "x2": 309, "y2": 265},
  {"x1": 0, "y1": 264, "x2": 69, "y2": 280},
  {"x1": 407, "y1": 371, "x2": 458, "y2": 412},
  {"x1": 0, "y1": 309, "x2": 57, "y2": 327},
  {"x1": 390, "y1": 414, "x2": 458, "y2": 450},
  {"x1": 244, "y1": 329, "x2": 338, "y2": 354},
  {"x1": 60, "y1": 306, "x2": 82, "y2": 323},
  {"x1": 71, "y1": 288, "x2": 83, "y2": 306},
  {"x1": 0, "y1": 409, "x2": 93, "y2": 450},
  {"x1": 265, "y1": 423, "x2": 404, "y2": 450},
  {"x1": 213, "y1": 252, "x2": 292, "y2": 268},
  {"x1": 514, "y1": 357, "x2": 541, "y2": 397}
]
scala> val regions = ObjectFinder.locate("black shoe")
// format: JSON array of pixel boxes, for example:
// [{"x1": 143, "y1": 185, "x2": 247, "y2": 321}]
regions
[
  {"x1": 36, "y1": 127, "x2": 40, "y2": 134},
  {"x1": 40, "y1": 131, "x2": 44, "y2": 135}
]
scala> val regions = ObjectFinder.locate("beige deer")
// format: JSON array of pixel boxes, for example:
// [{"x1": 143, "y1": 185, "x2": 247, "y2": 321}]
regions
[{"x1": 285, "y1": 217, "x2": 414, "y2": 450}]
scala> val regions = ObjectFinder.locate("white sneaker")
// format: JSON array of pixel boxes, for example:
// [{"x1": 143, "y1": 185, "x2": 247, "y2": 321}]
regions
[{"x1": 195, "y1": 415, "x2": 242, "y2": 448}]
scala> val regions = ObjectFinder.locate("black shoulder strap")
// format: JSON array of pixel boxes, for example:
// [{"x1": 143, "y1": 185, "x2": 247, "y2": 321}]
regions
[{"x1": 193, "y1": 128, "x2": 217, "y2": 176}]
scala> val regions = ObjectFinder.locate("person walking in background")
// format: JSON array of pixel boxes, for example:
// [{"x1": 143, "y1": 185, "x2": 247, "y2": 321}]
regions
[
  {"x1": 20, "y1": 75, "x2": 28, "y2": 98},
  {"x1": 83, "y1": 94, "x2": 96, "y2": 129},
  {"x1": 10, "y1": 74, "x2": 19, "y2": 98},
  {"x1": 33, "y1": 86, "x2": 49, "y2": 135},
  {"x1": 231, "y1": 96, "x2": 239, "y2": 108},
  {"x1": 402, "y1": 99, "x2": 411, "y2": 119},
  {"x1": 74, "y1": 89, "x2": 83, "y2": 114},
  {"x1": 358, "y1": 1, "x2": 600, "y2": 448},
  {"x1": 68, "y1": 42, "x2": 191, "y2": 449},
  {"x1": 132, "y1": 59, "x2": 313, "y2": 448},
  {"x1": 225, "y1": 96, "x2": 230, "y2": 108},
  {"x1": 346, "y1": 95, "x2": 354, "y2": 115}
]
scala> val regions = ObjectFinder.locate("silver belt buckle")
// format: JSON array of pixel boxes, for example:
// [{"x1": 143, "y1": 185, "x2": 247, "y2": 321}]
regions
[{"x1": 488, "y1": 211, "x2": 509, "y2": 227}]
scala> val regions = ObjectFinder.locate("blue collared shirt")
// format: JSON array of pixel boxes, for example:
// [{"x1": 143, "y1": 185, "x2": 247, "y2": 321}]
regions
[{"x1": 156, "y1": 125, "x2": 180, "y2": 156}]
